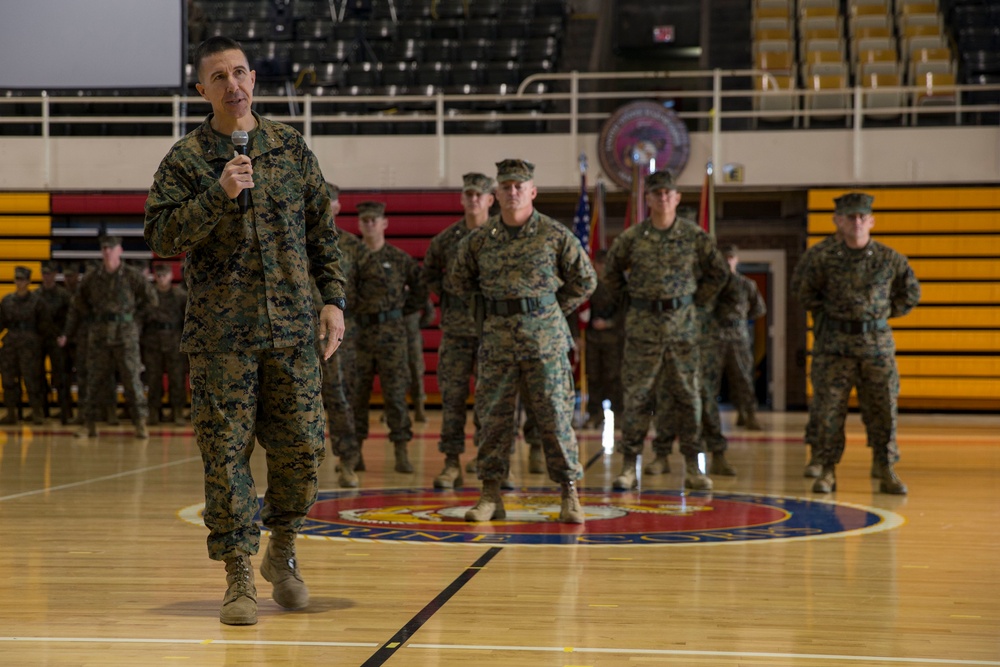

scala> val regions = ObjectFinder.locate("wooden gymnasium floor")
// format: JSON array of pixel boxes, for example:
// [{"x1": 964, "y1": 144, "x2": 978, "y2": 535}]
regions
[{"x1": 1, "y1": 408, "x2": 998, "y2": 667}]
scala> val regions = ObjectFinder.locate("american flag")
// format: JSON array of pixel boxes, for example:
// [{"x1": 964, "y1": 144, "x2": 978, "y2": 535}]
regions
[{"x1": 573, "y1": 172, "x2": 591, "y2": 254}]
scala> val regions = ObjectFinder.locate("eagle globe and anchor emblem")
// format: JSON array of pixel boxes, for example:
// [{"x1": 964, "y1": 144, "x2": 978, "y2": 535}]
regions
[{"x1": 598, "y1": 100, "x2": 692, "y2": 188}]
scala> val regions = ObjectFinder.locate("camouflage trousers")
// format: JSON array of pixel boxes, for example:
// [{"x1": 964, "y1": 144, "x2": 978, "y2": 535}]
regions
[
  {"x1": 474, "y1": 349, "x2": 582, "y2": 484},
  {"x1": 318, "y1": 339, "x2": 358, "y2": 459},
  {"x1": 804, "y1": 357, "x2": 876, "y2": 453},
  {"x1": 41, "y1": 337, "x2": 72, "y2": 417},
  {"x1": 353, "y1": 319, "x2": 412, "y2": 445},
  {"x1": 82, "y1": 334, "x2": 147, "y2": 424},
  {"x1": 188, "y1": 345, "x2": 326, "y2": 561},
  {"x1": 810, "y1": 352, "x2": 899, "y2": 467},
  {"x1": 437, "y1": 332, "x2": 479, "y2": 456},
  {"x1": 404, "y1": 312, "x2": 426, "y2": 405},
  {"x1": 584, "y1": 336, "x2": 623, "y2": 422},
  {"x1": 1, "y1": 335, "x2": 46, "y2": 414},
  {"x1": 652, "y1": 339, "x2": 726, "y2": 455},
  {"x1": 719, "y1": 335, "x2": 757, "y2": 415},
  {"x1": 620, "y1": 336, "x2": 704, "y2": 458},
  {"x1": 142, "y1": 342, "x2": 187, "y2": 414}
]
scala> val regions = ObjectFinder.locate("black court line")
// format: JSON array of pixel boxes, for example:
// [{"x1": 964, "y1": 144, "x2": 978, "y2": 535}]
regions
[
  {"x1": 583, "y1": 445, "x2": 605, "y2": 471},
  {"x1": 360, "y1": 546, "x2": 503, "y2": 667}
]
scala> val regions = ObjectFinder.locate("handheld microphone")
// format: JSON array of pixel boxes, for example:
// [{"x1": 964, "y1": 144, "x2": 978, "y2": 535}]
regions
[{"x1": 231, "y1": 130, "x2": 250, "y2": 213}]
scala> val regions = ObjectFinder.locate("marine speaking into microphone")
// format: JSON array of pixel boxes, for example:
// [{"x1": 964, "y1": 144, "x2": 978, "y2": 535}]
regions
[{"x1": 231, "y1": 129, "x2": 250, "y2": 213}]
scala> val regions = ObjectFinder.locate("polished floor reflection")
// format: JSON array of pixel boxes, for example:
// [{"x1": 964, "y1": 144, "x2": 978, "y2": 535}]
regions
[{"x1": 1, "y1": 409, "x2": 998, "y2": 666}]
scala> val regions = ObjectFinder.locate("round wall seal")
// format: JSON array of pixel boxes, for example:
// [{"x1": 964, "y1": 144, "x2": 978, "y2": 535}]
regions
[
  {"x1": 598, "y1": 101, "x2": 691, "y2": 190},
  {"x1": 180, "y1": 488, "x2": 904, "y2": 547}
]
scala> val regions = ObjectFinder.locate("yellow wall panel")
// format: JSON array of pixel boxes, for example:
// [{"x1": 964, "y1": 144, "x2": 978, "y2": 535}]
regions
[
  {"x1": 0, "y1": 261, "x2": 43, "y2": 281},
  {"x1": 808, "y1": 330, "x2": 1000, "y2": 352},
  {"x1": 808, "y1": 211, "x2": 1000, "y2": 234},
  {"x1": 893, "y1": 330, "x2": 1000, "y2": 352},
  {"x1": 808, "y1": 188, "x2": 1000, "y2": 211},
  {"x1": 877, "y1": 235, "x2": 1000, "y2": 258},
  {"x1": 805, "y1": 376, "x2": 1000, "y2": 400},
  {"x1": 892, "y1": 306, "x2": 1000, "y2": 328},
  {"x1": 0, "y1": 192, "x2": 49, "y2": 214},
  {"x1": 910, "y1": 258, "x2": 1000, "y2": 280},
  {"x1": 0, "y1": 240, "x2": 49, "y2": 261},
  {"x1": 896, "y1": 356, "x2": 1000, "y2": 377},
  {"x1": 919, "y1": 282, "x2": 1000, "y2": 304},
  {"x1": 0, "y1": 216, "x2": 52, "y2": 236},
  {"x1": 899, "y1": 377, "x2": 1000, "y2": 399}
]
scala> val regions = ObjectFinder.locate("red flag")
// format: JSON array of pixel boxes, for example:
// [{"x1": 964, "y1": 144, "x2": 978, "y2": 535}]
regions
[
  {"x1": 698, "y1": 161, "x2": 715, "y2": 234},
  {"x1": 589, "y1": 179, "x2": 606, "y2": 259}
]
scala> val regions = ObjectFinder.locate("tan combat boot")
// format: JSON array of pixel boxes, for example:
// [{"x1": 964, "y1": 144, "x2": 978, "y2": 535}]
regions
[
  {"x1": 134, "y1": 420, "x2": 149, "y2": 440},
  {"x1": 528, "y1": 445, "x2": 545, "y2": 474},
  {"x1": 465, "y1": 456, "x2": 478, "y2": 473},
  {"x1": 338, "y1": 453, "x2": 360, "y2": 488},
  {"x1": 433, "y1": 455, "x2": 463, "y2": 489},
  {"x1": 870, "y1": 458, "x2": 885, "y2": 479},
  {"x1": 709, "y1": 452, "x2": 737, "y2": 476},
  {"x1": 465, "y1": 480, "x2": 506, "y2": 521},
  {"x1": 613, "y1": 454, "x2": 638, "y2": 490},
  {"x1": 743, "y1": 412, "x2": 763, "y2": 431},
  {"x1": 75, "y1": 421, "x2": 97, "y2": 438},
  {"x1": 684, "y1": 455, "x2": 714, "y2": 490},
  {"x1": 644, "y1": 453, "x2": 671, "y2": 475},
  {"x1": 812, "y1": 465, "x2": 837, "y2": 493},
  {"x1": 1, "y1": 411, "x2": 17, "y2": 425},
  {"x1": 803, "y1": 449, "x2": 823, "y2": 478},
  {"x1": 878, "y1": 462, "x2": 908, "y2": 495},
  {"x1": 260, "y1": 533, "x2": 309, "y2": 610},
  {"x1": 393, "y1": 442, "x2": 414, "y2": 473},
  {"x1": 220, "y1": 555, "x2": 257, "y2": 625},
  {"x1": 559, "y1": 482, "x2": 585, "y2": 524},
  {"x1": 414, "y1": 400, "x2": 427, "y2": 423}
]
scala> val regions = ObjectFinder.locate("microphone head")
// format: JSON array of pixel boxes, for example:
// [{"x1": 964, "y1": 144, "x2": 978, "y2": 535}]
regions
[{"x1": 231, "y1": 130, "x2": 249, "y2": 147}]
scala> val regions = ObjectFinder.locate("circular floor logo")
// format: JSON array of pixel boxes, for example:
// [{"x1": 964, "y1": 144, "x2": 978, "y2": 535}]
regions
[{"x1": 180, "y1": 488, "x2": 903, "y2": 546}]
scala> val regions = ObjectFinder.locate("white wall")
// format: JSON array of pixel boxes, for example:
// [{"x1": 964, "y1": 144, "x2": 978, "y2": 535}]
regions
[{"x1": 2, "y1": 126, "x2": 998, "y2": 192}]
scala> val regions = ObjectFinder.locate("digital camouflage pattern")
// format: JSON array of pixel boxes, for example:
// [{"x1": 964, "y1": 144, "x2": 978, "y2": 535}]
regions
[
  {"x1": 189, "y1": 345, "x2": 326, "y2": 560},
  {"x1": 144, "y1": 111, "x2": 344, "y2": 560},
  {"x1": 792, "y1": 234, "x2": 839, "y2": 449},
  {"x1": 446, "y1": 209, "x2": 597, "y2": 483},
  {"x1": 1, "y1": 289, "x2": 53, "y2": 421},
  {"x1": 311, "y1": 278, "x2": 356, "y2": 460},
  {"x1": 422, "y1": 218, "x2": 482, "y2": 455},
  {"x1": 651, "y1": 274, "x2": 740, "y2": 455},
  {"x1": 716, "y1": 271, "x2": 767, "y2": 418},
  {"x1": 37, "y1": 280, "x2": 73, "y2": 420},
  {"x1": 351, "y1": 243, "x2": 426, "y2": 446},
  {"x1": 144, "y1": 112, "x2": 346, "y2": 353},
  {"x1": 796, "y1": 238, "x2": 920, "y2": 466},
  {"x1": 604, "y1": 216, "x2": 730, "y2": 458},
  {"x1": 142, "y1": 283, "x2": 188, "y2": 420},
  {"x1": 66, "y1": 262, "x2": 156, "y2": 425}
]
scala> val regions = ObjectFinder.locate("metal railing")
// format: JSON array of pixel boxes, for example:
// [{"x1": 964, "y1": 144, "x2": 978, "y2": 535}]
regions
[{"x1": 2, "y1": 69, "x2": 998, "y2": 141}]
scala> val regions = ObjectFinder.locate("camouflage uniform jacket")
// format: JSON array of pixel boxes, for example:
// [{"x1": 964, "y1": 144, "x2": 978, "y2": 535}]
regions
[
  {"x1": 422, "y1": 218, "x2": 479, "y2": 337},
  {"x1": 792, "y1": 234, "x2": 838, "y2": 342},
  {"x1": 445, "y1": 209, "x2": 597, "y2": 361},
  {"x1": 586, "y1": 278, "x2": 623, "y2": 345},
  {"x1": 65, "y1": 264, "x2": 156, "y2": 346},
  {"x1": 715, "y1": 272, "x2": 766, "y2": 342},
  {"x1": 352, "y1": 243, "x2": 426, "y2": 319},
  {"x1": 143, "y1": 112, "x2": 346, "y2": 353},
  {"x1": 335, "y1": 228, "x2": 364, "y2": 308},
  {"x1": 604, "y1": 216, "x2": 730, "y2": 343},
  {"x1": 142, "y1": 286, "x2": 188, "y2": 352},
  {"x1": 38, "y1": 284, "x2": 72, "y2": 339},
  {"x1": 1, "y1": 290, "x2": 54, "y2": 347},
  {"x1": 797, "y1": 238, "x2": 920, "y2": 358}
]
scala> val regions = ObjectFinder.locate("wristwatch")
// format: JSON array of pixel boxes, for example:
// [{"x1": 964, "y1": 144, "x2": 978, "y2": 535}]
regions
[{"x1": 327, "y1": 297, "x2": 347, "y2": 311}]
